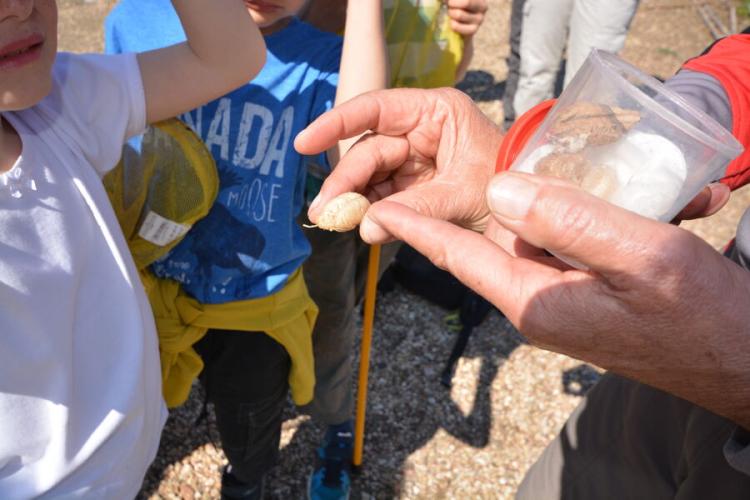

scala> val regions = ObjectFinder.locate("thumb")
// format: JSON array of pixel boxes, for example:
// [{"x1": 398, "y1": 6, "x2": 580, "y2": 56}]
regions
[
  {"x1": 673, "y1": 182, "x2": 730, "y2": 222},
  {"x1": 360, "y1": 179, "x2": 488, "y2": 243},
  {"x1": 485, "y1": 172, "x2": 676, "y2": 275}
]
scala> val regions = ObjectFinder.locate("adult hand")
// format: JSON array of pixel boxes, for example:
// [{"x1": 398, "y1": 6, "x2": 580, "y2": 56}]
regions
[
  {"x1": 673, "y1": 182, "x2": 731, "y2": 223},
  {"x1": 295, "y1": 88, "x2": 503, "y2": 243},
  {"x1": 297, "y1": 85, "x2": 748, "y2": 426},
  {"x1": 367, "y1": 171, "x2": 750, "y2": 429},
  {"x1": 446, "y1": 0, "x2": 488, "y2": 37}
]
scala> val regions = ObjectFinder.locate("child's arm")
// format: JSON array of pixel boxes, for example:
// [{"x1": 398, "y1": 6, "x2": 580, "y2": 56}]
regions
[
  {"x1": 137, "y1": 0, "x2": 266, "y2": 124},
  {"x1": 327, "y1": 0, "x2": 387, "y2": 166},
  {"x1": 448, "y1": 0, "x2": 488, "y2": 82}
]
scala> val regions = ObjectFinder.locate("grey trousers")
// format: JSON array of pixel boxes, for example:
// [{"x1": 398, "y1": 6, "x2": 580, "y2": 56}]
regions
[
  {"x1": 299, "y1": 224, "x2": 400, "y2": 425},
  {"x1": 517, "y1": 373, "x2": 750, "y2": 499},
  {"x1": 505, "y1": 0, "x2": 639, "y2": 121}
]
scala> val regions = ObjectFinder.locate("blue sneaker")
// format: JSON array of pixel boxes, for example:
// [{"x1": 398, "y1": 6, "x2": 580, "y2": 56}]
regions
[{"x1": 307, "y1": 421, "x2": 353, "y2": 500}]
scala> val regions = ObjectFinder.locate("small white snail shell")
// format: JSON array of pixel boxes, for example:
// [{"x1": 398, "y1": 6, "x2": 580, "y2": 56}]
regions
[{"x1": 309, "y1": 192, "x2": 371, "y2": 232}]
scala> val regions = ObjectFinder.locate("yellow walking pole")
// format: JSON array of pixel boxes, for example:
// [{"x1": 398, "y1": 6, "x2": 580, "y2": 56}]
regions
[{"x1": 353, "y1": 243, "x2": 381, "y2": 467}]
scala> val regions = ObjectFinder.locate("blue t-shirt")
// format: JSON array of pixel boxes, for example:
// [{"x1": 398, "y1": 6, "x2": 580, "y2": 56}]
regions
[{"x1": 106, "y1": 3, "x2": 342, "y2": 303}]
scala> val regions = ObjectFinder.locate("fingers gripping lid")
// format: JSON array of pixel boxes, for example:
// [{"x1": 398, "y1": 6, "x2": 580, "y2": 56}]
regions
[{"x1": 104, "y1": 119, "x2": 219, "y2": 270}]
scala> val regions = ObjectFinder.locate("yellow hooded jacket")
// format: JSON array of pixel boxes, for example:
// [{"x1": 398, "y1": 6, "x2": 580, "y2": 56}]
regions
[{"x1": 105, "y1": 119, "x2": 318, "y2": 408}]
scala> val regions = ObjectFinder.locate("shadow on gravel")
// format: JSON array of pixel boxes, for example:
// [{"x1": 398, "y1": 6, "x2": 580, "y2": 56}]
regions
[
  {"x1": 138, "y1": 287, "x2": 528, "y2": 499},
  {"x1": 267, "y1": 287, "x2": 528, "y2": 498},
  {"x1": 456, "y1": 69, "x2": 506, "y2": 102}
]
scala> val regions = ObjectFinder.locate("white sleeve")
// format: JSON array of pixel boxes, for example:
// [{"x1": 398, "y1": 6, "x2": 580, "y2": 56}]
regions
[{"x1": 51, "y1": 52, "x2": 147, "y2": 176}]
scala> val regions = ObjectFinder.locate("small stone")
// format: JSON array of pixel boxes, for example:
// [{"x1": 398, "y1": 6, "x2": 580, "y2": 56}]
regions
[{"x1": 179, "y1": 484, "x2": 195, "y2": 500}]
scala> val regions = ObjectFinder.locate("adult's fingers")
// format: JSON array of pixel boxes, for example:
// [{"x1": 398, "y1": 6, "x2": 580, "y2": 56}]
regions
[
  {"x1": 295, "y1": 89, "x2": 434, "y2": 156},
  {"x1": 483, "y1": 217, "x2": 548, "y2": 260},
  {"x1": 295, "y1": 94, "x2": 379, "y2": 155},
  {"x1": 360, "y1": 176, "x2": 489, "y2": 243},
  {"x1": 486, "y1": 172, "x2": 683, "y2": 276},
  {"x1": 307, "y1": 133, "x2": 412, "y2": 220},
  {"x1": 673, "y1": 183, "x2": 731, "y2": 222},
  {"x1": 365, "y1": 201, "x2": 568, "y2": 326}
]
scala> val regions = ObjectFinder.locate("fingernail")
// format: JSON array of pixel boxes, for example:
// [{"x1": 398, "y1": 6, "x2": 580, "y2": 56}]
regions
[
  {"x1": 487, "y1": 174, "x2": 537, "y2": 220},
  {"x1": 359, "y1": 214, "x2": 382, "y2": 244},
  {"x1": 309, "y1": 193, "x2": 322, "y2": 212}
]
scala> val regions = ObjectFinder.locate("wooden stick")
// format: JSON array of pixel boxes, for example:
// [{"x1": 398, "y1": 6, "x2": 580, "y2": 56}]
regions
[{"x1": 353, "y1": 243, "x2": 381, "y2": 467}]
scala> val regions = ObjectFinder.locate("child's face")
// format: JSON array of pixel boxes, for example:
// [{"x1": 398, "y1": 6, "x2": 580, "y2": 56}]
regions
[
  {"x1": 243, "y1": 0, "x2": 308, "y2": 33},
  {"x1": 0, "y1": 0, "x2": 57, "y2": 111}
]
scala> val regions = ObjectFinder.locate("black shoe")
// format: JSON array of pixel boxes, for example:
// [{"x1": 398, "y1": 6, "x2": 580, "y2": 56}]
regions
[{"x1": 221, "y1": 465, "x2": 264, "y2": 500}]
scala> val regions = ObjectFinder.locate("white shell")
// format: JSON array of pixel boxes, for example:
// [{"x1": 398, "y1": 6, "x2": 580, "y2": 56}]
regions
[
  {"x1": 316, "y1": 192, "x2": 371, "y2": 232},
  {"x1": 610, "y1": 131, "x2": 687, "y2": 220}
]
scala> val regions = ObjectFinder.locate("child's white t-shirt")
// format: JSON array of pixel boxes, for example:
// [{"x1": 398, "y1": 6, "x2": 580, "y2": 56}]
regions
[{"x1": 0, "y1": 52, "x2": 167, "y2": 499}]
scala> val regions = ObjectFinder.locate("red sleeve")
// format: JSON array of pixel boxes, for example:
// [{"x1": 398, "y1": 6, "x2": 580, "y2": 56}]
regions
[{"x1": 683, "y1": 35, "x2": 750, "y2": 190}]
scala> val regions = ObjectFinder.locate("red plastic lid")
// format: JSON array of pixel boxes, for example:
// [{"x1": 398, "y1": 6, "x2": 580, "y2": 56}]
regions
[{"x1": 496, "y1": 99, "x2": 556, "y2": 173}]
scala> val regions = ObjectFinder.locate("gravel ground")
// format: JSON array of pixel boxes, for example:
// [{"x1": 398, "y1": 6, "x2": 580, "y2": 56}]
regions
[{"x1": 57, "y1": 1, "x2": 750, "y2": 498}]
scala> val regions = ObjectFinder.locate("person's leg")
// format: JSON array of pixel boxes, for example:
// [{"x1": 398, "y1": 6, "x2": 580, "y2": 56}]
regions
[
  {"x1": 300, "y1": 226, "x2": 358, "y2": 500},
  {"x1": 502, "y1": 0, "x2": 527, "y2": 130},
  {"x1": 300, "y1": 226, "x2": 402, "y2": 425},
  {"x1": 300, "y1": 227, "x2": 358, "y2": 426},
  {"x1": 194, "y1": 329, "x2": 291, "y2": 498},
  {"x1": 565, "y1": 0, "x2": 639, "y2": 87},
  {"x1": 301, "y1": 225, "x2": 400, "y2": 500},
  {"x1": 516, "y1": 373, "x2": 750, "y2": 499},
  {"x1": 513, "y1": 0, "x2": 573, "y2": 116}
]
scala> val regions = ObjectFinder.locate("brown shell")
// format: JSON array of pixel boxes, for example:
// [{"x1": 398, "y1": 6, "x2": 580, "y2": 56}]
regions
[
  {"x1": 315, "y1": 192, "x2": 371, "y2": 232},
  {"x1": 534, "y1": 152, "x2": 619, "y2": 200},
  {"x1": 611, "y1": 106, "x2": 641, "y2": 130},
  {"x1": 550, "y1": 102, "x2": 640, "y2": 148},
  {"x1": 535, "y1": 152, "x2": 589, "y2": 184}
]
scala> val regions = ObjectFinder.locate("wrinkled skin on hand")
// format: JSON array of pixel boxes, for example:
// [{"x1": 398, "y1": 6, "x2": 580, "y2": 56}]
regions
[
  {"x1": 295, "y1": 87, "x2": 503, "y2": 243},
  {"x1": 296, "y1": 87, "x2": 750, "y2": 429},
  {"x1": 374, "y1": 173, "x2": 750, "y2": 429}
]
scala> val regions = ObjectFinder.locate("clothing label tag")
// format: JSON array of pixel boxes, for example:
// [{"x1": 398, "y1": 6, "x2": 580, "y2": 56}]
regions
[{"x1": 138, "y1": 211, "x2": 190, "y2": 247}]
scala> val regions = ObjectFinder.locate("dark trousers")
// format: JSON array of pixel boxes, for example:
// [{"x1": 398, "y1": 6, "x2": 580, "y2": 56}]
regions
[
  {"x1": 299, "y1": 220, "x2": 401, "y2": 426},
  {"x1": 194, "y1": 329, "x2": 291, "y2": 484},
  {"x1": 517, "y1": 373, "x2": 750, "y2": 499}
]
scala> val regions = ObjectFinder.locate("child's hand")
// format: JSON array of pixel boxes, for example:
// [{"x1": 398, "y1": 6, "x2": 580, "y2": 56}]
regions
[{"x1": 446, "y1": 0, "x2": 488, "y2": 37}]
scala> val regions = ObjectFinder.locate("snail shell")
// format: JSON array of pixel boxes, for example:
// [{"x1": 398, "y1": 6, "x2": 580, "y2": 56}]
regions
[
  {"x1": 534, "y1": 152, "x2": 619, "y2": 202},
  {"x1": 535, "y1": 152, "x2": 589, "y2": 184},
  {"x1": 314, "y1": 192, "x2": 371, "y2": 232},
  {"x1": 550, "y1": 102, "x2": 641, "y2": 149}
]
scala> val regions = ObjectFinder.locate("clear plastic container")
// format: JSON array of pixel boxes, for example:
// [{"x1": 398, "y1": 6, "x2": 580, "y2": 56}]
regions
[{"x1": 510, "y1": 49, "x2": 743, "y2": 223}]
